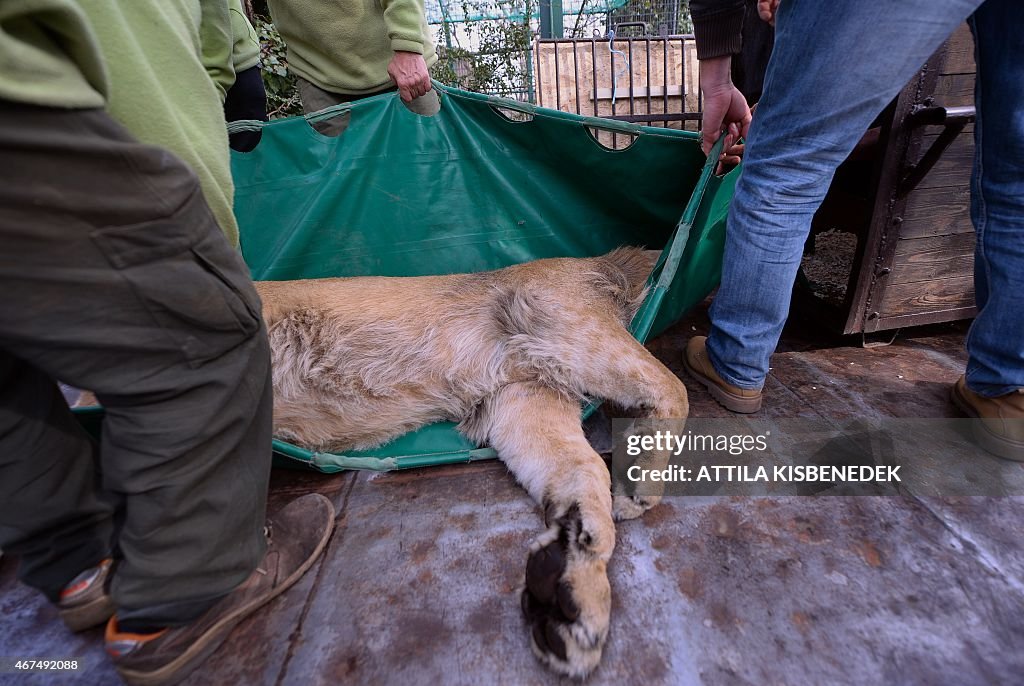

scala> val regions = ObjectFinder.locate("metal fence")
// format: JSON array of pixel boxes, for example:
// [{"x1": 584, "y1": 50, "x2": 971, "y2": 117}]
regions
[
  {"x1": 533, "y1": 32, "x2": 702, "y2": 147},
  {"x1": 428, "y1": 0, "x2": 697, "y2": 117}
]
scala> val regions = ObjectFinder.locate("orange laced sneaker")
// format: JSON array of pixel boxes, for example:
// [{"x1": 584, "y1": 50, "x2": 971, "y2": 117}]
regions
[{"x1": 58, "y1": 558, "x2": 115, "y2": 631}]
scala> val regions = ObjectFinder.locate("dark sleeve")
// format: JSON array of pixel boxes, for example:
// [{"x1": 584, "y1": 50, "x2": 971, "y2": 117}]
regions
[{"x1": 689, "y1": 0, "x2": 747, "y2": 60}]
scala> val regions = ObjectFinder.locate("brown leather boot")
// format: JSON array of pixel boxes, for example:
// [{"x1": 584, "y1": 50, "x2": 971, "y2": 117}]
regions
[
  {"x1": 105, "y1": 493, "x2": 335, "y2": 686},
  {"x1": 951, "y1": 376, "x2": 1024, "y2": 462},
  {"x1": 683, "y1": 336, "x2": 763, "y2": 413}
]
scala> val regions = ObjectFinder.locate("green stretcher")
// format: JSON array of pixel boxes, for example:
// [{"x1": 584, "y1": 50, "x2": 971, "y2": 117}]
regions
[{"x1": 75, "y1": 83, "x2": 739, "y2": 472}]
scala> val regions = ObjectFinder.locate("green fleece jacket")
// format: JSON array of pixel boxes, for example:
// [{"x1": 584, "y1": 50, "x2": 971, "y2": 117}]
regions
[
  {"x1": 267, "y1": 0, "x2": 437, "y2": 95},
  {"x1": 0, "y1": 1, "x2": 241, "y2": 246}
]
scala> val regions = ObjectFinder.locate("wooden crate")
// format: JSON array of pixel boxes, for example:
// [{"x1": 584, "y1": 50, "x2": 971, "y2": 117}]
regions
[{"x1": 807, "y1": 24, "x2": 977, "y2": 335}]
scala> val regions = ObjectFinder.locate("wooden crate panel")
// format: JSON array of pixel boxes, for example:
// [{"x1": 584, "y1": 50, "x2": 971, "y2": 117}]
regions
[
  {"x1": 533, "y1": 38, "x2": 699, "y2": 119},
  {"x1": 889, "y1": 233, "x2": 975, "y2": 285},
  {"x1": 533, "y1": 38, "x2": 701, "y2": 149},
  {"x1": 844, "y1": 23, "x2": 977, "y2": 334},
  {"x1": 877, "y1": 275, "x2": 975, "y2": 318}
]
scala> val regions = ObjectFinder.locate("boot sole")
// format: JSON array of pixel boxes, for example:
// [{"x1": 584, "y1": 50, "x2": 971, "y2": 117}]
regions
[
  {"x1": 60, "y1": 594, "x2": 116, "y2": 632},
  {"x1": 117, "y1": 498, "x2": 336, "y2": 686},
  {"x1": 683, "y1": 355, "x2": 762, "y2": 414},
  {"x1": 950, "y1": 384, "x2": 1024, "y2": 462}
]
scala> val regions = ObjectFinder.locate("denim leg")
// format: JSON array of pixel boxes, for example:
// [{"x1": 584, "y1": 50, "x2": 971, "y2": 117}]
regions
[
  {"x1": 707, "y1": 0, "x2": 982, "y2": 389},
  {"x1": 964, "y1": 0, "x2": 1024, "y2": 396}
]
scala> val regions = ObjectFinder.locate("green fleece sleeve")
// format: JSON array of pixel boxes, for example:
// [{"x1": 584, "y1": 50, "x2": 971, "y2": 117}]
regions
[
  {"x1": 379, "y1": 0, "x2": 427, "y2": 54},
  {"x1": 199, "y1": 0, "x2": 236, "y2": 100},
  {"x1": 0, "y1": 0, "x2": 109, "y2": 108},
  {"x1": 228, "y1": 0, "x2": 260, "y2": 72}
]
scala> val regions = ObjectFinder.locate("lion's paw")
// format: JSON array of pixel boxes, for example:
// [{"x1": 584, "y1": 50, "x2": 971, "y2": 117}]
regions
[
  {"x1": 612, "y1": 493, "x2": 661, "y2": 521},
  {"x1": 521, "y1": 504, "x2": 611, "y2": 678}
]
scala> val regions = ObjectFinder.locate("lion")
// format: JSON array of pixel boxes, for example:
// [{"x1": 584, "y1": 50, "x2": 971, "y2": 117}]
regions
[{"x1": 255, "y1": 247, "x2": 689, "y2": 678}]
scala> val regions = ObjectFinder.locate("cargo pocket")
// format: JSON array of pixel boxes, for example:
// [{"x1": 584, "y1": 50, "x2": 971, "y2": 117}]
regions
[{"x1": 90, "y1": 188, "x2": 261, "y2": 367}]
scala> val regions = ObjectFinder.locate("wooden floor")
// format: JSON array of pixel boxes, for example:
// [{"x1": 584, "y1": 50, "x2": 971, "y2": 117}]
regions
[{"x1": 2, "y1": 303, "x2": 1023, "y2": 686}]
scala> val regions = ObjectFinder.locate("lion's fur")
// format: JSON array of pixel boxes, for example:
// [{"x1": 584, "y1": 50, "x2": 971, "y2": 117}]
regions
[{"x1": 258, "y1": 247, "x2": 660, "y2": 451}]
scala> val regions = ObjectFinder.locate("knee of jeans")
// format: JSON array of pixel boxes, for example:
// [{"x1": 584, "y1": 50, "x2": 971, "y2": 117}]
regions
[
  {"x1": 741, "y1": 163, "x2": 839, "y2": 211},
  {"x1": 741, "y1": 136, "x2": 851, "y2": 204}
]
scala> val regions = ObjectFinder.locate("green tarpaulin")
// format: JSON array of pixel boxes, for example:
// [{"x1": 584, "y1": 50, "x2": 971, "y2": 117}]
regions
[
  {"x1": 76, "y1": 83, "x2": 737, "y2": 472},
  {"x1": 229, "y1": 83, "x2": 738, "y2": 471}
]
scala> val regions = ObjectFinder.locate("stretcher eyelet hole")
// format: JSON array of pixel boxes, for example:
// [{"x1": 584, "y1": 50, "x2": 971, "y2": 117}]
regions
[
  {"x1": 584, "y1": 127, "x2": 638, "y2": 151},
  {"x1": 491, "y1": 106, "x2": 534, "y2": 122}
]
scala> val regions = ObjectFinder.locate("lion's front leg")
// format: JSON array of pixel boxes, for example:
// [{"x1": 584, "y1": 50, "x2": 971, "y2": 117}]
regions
[
  {"x1": 473, "y1": 382, "x2": 615, "y2": 678},
  {"x1": 553, "y1": 323, "x2": 689, "y2": 522}
]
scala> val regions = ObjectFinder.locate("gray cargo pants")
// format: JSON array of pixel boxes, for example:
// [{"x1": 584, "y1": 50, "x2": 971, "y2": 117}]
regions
[{"x1": 0, "y1": 102, "x2": 272, "y2": 628}]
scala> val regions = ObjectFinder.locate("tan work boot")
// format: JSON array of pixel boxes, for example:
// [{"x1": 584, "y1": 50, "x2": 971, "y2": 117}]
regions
[
  {"x1": 950, "y1": 376, "x2": 1024, "y2": 462},
  {"x1": 105, "y1": 493, "x2": 335, "y2": 686},
  {"x1": 683, "y1": 336, "x2": 763, "y2": 413},
  {"x1": 58, "y1": 558, "x2": 116, "y2": 631}
]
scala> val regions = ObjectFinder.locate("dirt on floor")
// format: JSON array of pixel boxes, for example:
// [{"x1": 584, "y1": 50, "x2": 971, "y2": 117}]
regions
[{"x1": 801, "y1": 229, "x2": 858, "y2": 307}]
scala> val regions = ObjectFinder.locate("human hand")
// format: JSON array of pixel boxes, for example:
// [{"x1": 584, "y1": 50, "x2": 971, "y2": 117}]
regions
[
  {"x1": 717, "y1": 141, "x2": 745, "y2": 173},
  {"x1": 716, "y1": 103, "x2": 757, "y2": 172},
  {"x1": 388, "y1": 51, "x2": 432, "y2": 103},
  {"x1": 699, "y1": 56, "x2": 751, "y2": 158},
  {"x1": 757, "y1": 0, "x2": 780, "y2": 26}
]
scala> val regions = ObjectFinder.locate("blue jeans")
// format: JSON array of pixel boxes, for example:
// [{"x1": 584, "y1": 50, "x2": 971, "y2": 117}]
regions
[{"x1": 706, "y1": 0, "x2": 1024, "y2": 397}]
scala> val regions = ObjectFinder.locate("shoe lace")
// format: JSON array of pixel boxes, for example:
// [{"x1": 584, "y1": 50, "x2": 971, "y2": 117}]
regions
[{"x1": 255, "y1": 524, "x2": 272, "y2": 577}]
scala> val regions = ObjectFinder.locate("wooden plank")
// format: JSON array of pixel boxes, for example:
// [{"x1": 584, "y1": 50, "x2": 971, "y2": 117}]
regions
[
  {"x1": 939, "y1": 23, "x2": 976, "y2": 75},
  {"x1": 874, "y1": 305, "x2": 976, "y2": 331},
  {"x1": 923, "y1": 122, "x2": 974, "y2": 136},
  {"x1": 894, "y1": 232, "x2": 975, "y2": 257},
  {"x1": 914, "y1": 131, "x2": 973, "y2": 190},
  {"x1": 888, "y1": 256, "x2": 974, "y2": 288},
  {"x1": 889, "y1": 233, "x2": 975, "y2": 285},
  {"x1": 901, "y1": 185, "x2": 973, "y2": 238},
  {"x1": 877, "y1": 274, "x2": 975, "y2": 318},
  {"x1": 932, "y1": 73, "x2": 974, "y2": 108},
  {"x1": 593, "y1": 84, "x2": 683, "y2": 100}
]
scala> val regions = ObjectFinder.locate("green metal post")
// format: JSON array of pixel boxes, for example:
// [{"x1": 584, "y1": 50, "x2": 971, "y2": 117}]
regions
[
  {"x1": 525, "y1": 36, "x2": 536, "y2": 102},
  {"x1": 539, "y1": 0, "x2": 563, "y2": 38},
  {"x1": 539, "y1": 0, "x2": 552, "y2": 37},
  {"x1": 439, "y1": 0, "x2": 453, "y2": 48}
]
